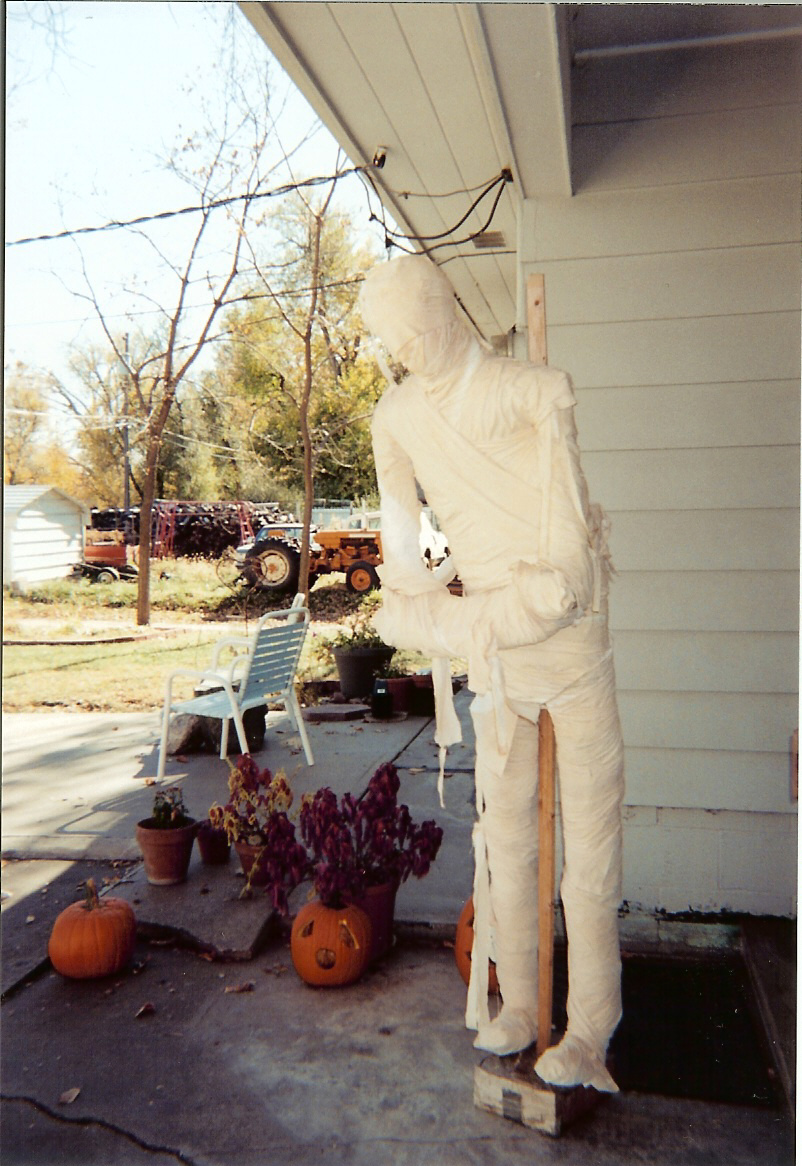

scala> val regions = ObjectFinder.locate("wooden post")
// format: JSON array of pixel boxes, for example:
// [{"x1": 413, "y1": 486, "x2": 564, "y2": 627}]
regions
[
  {"x1": 474, "y1": 275, "x2": 605, "y2": 1135},
  {"x1": 526, "y1": 273, "x2": 557, "y2": 1058},
  {"x1": 526, "y1": 273, "x2": 548, "y2": 367},
  {"x1": 536, "y1": 709, "x2": 556, "y2": 1057}
]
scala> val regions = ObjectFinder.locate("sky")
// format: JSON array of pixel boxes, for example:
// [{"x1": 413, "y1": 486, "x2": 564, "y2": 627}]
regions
[{"x1": 5, "y1": 1, "x2": 379, "y2": 418}]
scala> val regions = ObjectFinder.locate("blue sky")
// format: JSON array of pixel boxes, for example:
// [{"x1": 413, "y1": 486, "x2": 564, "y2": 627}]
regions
[{"x1": 5, "y1": 1, "x2": 373, "y2": 406}]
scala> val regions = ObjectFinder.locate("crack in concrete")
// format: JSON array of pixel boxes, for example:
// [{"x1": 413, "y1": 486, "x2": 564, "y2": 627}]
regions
[
  {"x1": 1, "y1": 1094, "x2": 199, "y2": 1164},
  {"x1": 1, "y1": 956, "x2": 53, "y2": 1003}
]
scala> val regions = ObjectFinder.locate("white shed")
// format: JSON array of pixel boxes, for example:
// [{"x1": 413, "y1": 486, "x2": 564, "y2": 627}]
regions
[{"x1": 3, "y1": 486, "x2": 89, "y2": 588}]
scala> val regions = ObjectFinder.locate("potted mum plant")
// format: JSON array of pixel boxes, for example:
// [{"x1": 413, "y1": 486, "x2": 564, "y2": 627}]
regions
[
  {"x1": 136, "y1": 786, "x2": 198, "y2": 885},
  {"x1": 325, "y1": 593, "x2": 395, "y2": 700},
  {"x1": 208, "y1": 755, "x2": 308, "y2": 905},
  {"x1": 296, "y1": 762, "x2": 444, "y2": 967}
]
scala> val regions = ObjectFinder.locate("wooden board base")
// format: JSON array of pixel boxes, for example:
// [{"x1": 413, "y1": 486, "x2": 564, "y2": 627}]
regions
[{"x1": 474, "y1": 1043, "x2": 605, "y2": 1137}]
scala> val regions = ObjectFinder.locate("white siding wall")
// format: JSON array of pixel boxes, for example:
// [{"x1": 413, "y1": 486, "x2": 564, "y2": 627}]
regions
[
  {"x1": 519, "y1": 37, "x2": 800, "y2": 915},
  {"x1": 5, "y1": 493, "x2": 86, "y2": 586}
]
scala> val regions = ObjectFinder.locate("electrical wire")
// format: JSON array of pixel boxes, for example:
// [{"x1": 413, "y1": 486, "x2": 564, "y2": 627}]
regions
[
  {"x1": 420, "y1": 178, "x2": 511, "y2": 254},
  {"x1": 5, "y1": 167, "x2": 366, "y2": 248},
  {"x1": 7, "y1": 164, "x2": 512, "y2": 259},
  {"x1": 437, "y1": 249, "x2": 516, "y2": 266},
  {"x1": 380, "y1": 171, "x2": 510, "y2": 245}
]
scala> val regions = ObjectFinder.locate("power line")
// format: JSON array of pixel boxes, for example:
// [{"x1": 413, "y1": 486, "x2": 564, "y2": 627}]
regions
[
  {"x1": 7, "y1": 167, "x2": 512, "y2": 255},
  {"x1": 379, "y1": 171, "x2": 512, "y2": 245},
  {"x1": 5, "y1": 167, "x2": 366, "y2": 248}
]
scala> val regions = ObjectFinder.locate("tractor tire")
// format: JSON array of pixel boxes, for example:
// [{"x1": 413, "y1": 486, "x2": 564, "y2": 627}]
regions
[
  {"x1": 249, "y1": 541, "x2": 300, "y2": 592},
  {"x1": 346, "y1": 560, "x2": 380, "y2": 594}
]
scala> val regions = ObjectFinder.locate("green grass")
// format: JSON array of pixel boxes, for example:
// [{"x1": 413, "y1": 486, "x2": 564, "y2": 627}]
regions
[
  {"x1": 2, "y1": 561, "x2": 444, "y2": 712},
  {"x1": 2, "y1": 630, "x2": 241, "y2": 712},
  {"x1": 16, "y1": 557, "x2": 238, "y2": 614}
]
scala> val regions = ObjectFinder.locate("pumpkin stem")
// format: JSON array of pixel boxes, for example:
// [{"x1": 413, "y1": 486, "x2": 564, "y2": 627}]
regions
[{"x1": 83, "y1": 878, "x2": 100, "y2": 912}]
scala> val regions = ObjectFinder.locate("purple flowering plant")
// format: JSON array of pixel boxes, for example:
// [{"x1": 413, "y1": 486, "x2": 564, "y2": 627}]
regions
[
  {"x1": 299, "y1": 762, "x2": 444, "y2": 908},
  {"x1": 208, "y1": 757, "x2": 443, "y2": 914}
]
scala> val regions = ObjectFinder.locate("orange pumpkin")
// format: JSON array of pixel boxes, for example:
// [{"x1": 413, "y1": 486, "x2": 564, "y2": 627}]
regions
[
  {"x1": 48, "y1": 878, "x2": 137, "y2": 979},
  {"x1": 455, "y1": 896, "x2": 499, "y2": 994},
  {"x1": 291, "y1": 900, "x2": 372, "y2": 987}
]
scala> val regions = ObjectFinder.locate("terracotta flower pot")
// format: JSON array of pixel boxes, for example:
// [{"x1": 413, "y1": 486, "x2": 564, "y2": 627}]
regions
[
  {"x1": 234, "y1": 840, "x2": 270, "y2": 886},
  {"x1": 135, "y1": 818, "x2": 197, "y2": 886},
  {"x1": 409, "y1": 673, "x2": 435, "y2": 716},
  {"x1": 386, "y1": 676, "x2": 413, "y2": 714},
  {"x1": 197, "y1": 820, "x2": 230, "y2": 865}
]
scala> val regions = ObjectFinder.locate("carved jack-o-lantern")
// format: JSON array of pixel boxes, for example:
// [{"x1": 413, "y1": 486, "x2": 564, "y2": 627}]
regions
[
  {"x1": 455, "y1": 896, "x2": 499, "y2": 994},
  {"x1": 291, "y1": 900, "x2": 372, "y2": 987}
]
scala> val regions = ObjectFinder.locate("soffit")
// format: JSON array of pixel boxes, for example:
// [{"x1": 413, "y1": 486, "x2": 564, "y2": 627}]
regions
[
  {"x1": 240, "y1": 2, "x2": 573, "y2": 342},
  {"x1": 240, "y1": 2, "x2": 801, "y2": 340}
]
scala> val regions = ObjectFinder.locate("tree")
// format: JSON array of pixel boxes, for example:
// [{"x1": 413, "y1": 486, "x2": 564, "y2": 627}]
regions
[
  {"x1": 214, "y1": 192, "x2": 383, "y2": 593},
  {"x1": 4, "y1": 362, "x2": 47, "y2": 484},
  {"x1": 3, "y1": 361, "x2": 79, "y2": 493},
  {"x1": 64, "y1": 11, "x2": 319, "y2": 624}
]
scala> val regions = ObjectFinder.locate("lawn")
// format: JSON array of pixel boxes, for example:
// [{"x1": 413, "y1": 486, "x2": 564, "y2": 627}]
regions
[
  {"x1": 2, "y1": 631, "x2": 235, "y2": 711},
  {"x1": 2, "y1": 561, "x2": 435, "y2": 712}
]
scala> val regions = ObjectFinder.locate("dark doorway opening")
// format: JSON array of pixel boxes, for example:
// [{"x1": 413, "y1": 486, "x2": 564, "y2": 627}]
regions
[{"x1": 552, "y1": 947, "x2": 783, "y2": 1107}]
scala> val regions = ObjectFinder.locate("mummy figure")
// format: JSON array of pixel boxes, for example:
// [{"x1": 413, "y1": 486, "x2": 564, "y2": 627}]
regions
[{"x1": 360, "y1": 255, "x2": 624, "y2": 1092}]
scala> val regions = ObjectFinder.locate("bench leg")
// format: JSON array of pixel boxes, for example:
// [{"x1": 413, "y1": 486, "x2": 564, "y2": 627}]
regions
[
  {"x1": 157, "y1": 715, "x2": 169, "y2": 781},
  {"x1": 157, "y1": 685, "x2": 175, "y2": 781},
  {"x1": 287, "y1": 689, "x2": 314, "y2": 766}
]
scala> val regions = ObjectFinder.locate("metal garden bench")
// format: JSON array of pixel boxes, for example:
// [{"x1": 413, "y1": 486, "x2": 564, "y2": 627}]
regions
[{"x1": 156, "y1": 601, "x2": 314, "y2": 779}]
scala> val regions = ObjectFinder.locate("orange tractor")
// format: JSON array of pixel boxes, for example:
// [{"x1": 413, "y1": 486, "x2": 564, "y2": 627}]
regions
[{"x1": 234, "y1": 522, "x2": 383, "y2": 594}]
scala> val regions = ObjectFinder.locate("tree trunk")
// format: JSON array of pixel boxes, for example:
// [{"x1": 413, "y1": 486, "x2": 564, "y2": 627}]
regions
[
  {"x1": 136, "y1": 437, "x2": 160, "y2": 626},
  {"x1": 298, "y1": 343, "x2": 314, "y2": 601}
]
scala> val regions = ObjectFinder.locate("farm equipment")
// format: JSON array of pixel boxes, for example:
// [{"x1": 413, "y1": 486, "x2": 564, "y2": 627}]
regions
[
  {"x1": 88, "y1": 501, "x2": 293, "y2": 559},
  {"x1": 79, "y1": 533, "x2": 139, "y2": 583},
  {"x1": 234, "y1": 522, "x2": 383, "y2": 594}
]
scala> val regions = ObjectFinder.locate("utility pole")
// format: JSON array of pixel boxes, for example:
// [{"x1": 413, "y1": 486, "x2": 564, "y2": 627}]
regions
[{"x1": 122, "y1": 333, "x2": 131, "y2": 510}]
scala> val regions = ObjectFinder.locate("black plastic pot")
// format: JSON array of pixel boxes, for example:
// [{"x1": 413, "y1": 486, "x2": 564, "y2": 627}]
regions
[{"x1": 333, "y1": 647, "x2": 394, "y2": 699}]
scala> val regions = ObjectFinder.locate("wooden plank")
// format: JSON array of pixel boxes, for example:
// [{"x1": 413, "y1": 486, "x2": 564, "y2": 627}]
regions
[
  {"x1": 548, "y1": 312, "x2": 801, "y2": 388},
  {"x1": 583, "y1": 446, "x2": 798, "y2": 512},
  {"x1": 575, "y1": 380, "x2": 800, "y2": 452},
  {"x1": 572, "y1": 104, "x2": 800, "y2": 192},
  {"x1": 740, "y1": 918, "x2": 797, "y2": 1114},
  {"x1": 526, "y1": 278, "x2": 557, "y2": 1069},
  {"x1": 608, "y1": 571, "x2": 800, "y2": 633},
  {"x1": 612, "y1": 630, "x2": 798, "y2": 695},
  {"x1": 526, "y1": 274, "x2": 548, "y2": 366},
  {"x1": 521, "y1": 175, "x2": 801, "y2": 261},
  {"x1": 536, "y1": 710, "x2": 556, "y2": 1061},
  {"x1": 474, "y1": 1046, "x2": 605, "y2": 1136},
  {"x1": 526, "y1": 246, "x2": 801, "y2": 326},
  {"x1": 605, "y1": 509, "x2": 799, "y2": 572}
]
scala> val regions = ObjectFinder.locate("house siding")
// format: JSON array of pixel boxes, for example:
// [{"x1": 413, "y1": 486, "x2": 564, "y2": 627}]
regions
[{"x1": 519, "y1": 36, "x2": 800, "y2": 915}]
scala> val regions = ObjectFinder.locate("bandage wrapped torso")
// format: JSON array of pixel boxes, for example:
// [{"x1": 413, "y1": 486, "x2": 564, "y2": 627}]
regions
[
  {"x1": 370, "y1": 357, "x2": 611, "y2": 702},
  {"x1": 360, "y1": 255, "x2": 625, "y2": 1094}
]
